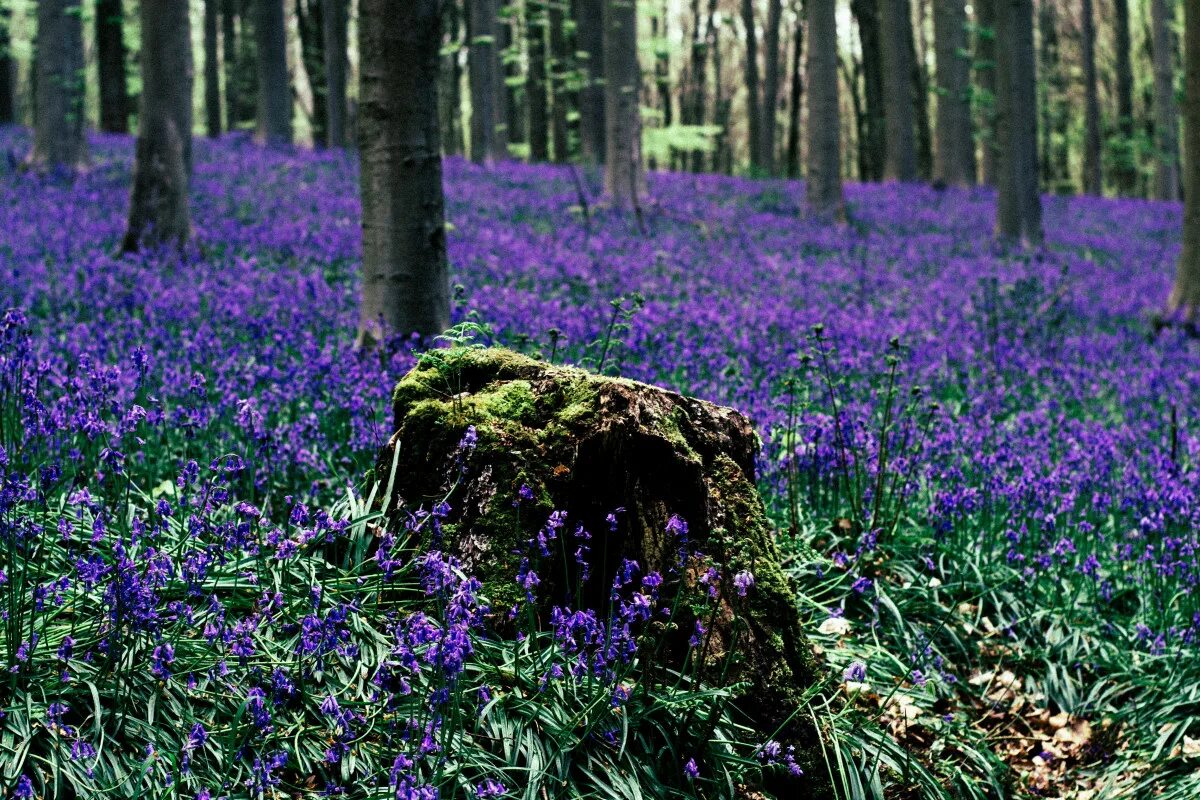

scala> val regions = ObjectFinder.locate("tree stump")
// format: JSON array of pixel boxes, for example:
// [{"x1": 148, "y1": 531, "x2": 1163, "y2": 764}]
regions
[{"x1": 380, "y1": 347, "x2": 827, "y2": 786}]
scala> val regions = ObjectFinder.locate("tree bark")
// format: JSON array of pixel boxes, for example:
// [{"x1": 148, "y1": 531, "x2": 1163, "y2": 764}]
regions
[
  {"x1": 994, "y1": 0, "x2": 1041, "y2": 245},
  {"x1": 205, "y1": 0, "x2": 223, "y2": 137},
  {"x1": 528, "y1": 2, "x2": 550, "y2": 161},
  {"x1": 1113, "y1": 0, "x2": 1137, "y2": 195},
  {"x1": 807, "y1": 0, "x2": 843, "y2": 217},
  {"x1": 122, "y1": 0, "x2": 193, "y2": 253},
  {"x1": 223, "y1": 0, "x2": 241, "y2": 130},
  {"x1": 549, "y1": 2, "x2": 570, "y2": 162},
  {"x1": 1080, "y1": 0, "x2": 1102, "y2": 195},
  {"x1": 255, "y1": 0, "x2": 292, "y2": 145},
  {"x1": 1151, "y1": 0, "x2": 1179, "y2": 201},
  {"x1": 357, "y1": 0, "x2": 450, "y2": 344},
  {"x1": 440, "y1": 0, "x2": 464, "y2": 156},
  {"x1": 975, "y1": 0, "x2": 997, "y2": 184},
  {"x1": 762, "y1": 0, "x2": 783, "y2": 175},
  {"x1": 604, "y1": 0, "x2": 644, "y2": 205},
  {"x1": 297, "y1": 0, "x2": 328, "y2": 147},
  {"x1": 785, "y1": 8, "x2": 804, "y2": 179},
  {"x1": 468, "y1": 0, "x2": 507, "y2": 163},
  {"x1": 911, "y1": 1, "x2": 933, "y2": 180},
  {"x1": 576, "y1": 0, "x2": 606, "y2": 164},
  {"x1": 30, "y1": 0, "x2": 87, "y2": 169},
  {"x1": 324, "y1": 0, "x2": 348, "y2": 147},
  {"x1": 1169, "y1": 0, "x2": 1200, "y2": 319},
  {"x1": 96, "y1": 0, "x2": 130, "y2": 134},
  {"x1": 0, "y1": 4, "x2": 14, "y2": 124},
  {"x1": 934, "y1": 0, "x2": 973, "y2": 185},
  {"x1": 740, "y1": 0, "x2": 763, "y2": 172},
  {"x1": 879, "y1": 0, "x2": 917, "y2": 180},
  {"x1": 852, "y1": 0, "x2": 886, "y2": 181}
]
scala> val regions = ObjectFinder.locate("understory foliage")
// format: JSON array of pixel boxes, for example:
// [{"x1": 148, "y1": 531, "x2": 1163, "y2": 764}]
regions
[{"x1": 2, "y1": 130, "x2": 1200, "y2": 797}]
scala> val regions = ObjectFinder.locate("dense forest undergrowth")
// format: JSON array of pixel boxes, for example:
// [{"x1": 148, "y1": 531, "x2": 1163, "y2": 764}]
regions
[{"x1": 3, "y1": 130, "x2": 1200, "y2": 798}]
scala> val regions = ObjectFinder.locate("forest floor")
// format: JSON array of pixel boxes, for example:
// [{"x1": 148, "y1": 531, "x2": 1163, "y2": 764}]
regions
[{"x1": 3, "y1": 129, "x2": 1199, "y2": 798}]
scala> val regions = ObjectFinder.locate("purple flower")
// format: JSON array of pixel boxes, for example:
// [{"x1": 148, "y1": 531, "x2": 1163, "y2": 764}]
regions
[{"x1": 683, "y1": 758, "x2": 699, "y2": 779}]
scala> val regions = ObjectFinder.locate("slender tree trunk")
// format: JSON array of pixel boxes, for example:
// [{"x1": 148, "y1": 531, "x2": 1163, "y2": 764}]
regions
[
  {"x1": 1037, "y1": 0, "x2": 1053, "y2": 188},
  {"x1": 879, "y1": 0, "x2": 917, "y2": 180},
  {"x1": 994, "y1": 0, "x2": 1041, "y2": 245},
  {"x1": 762, "y1": 0, "x2": 783, "y2": 175},
  {"x1": 205, "y1": 0, "x2": 223, "y2": 137},
  {"x1": 255, "y1": 0, "x2": 292, "y2": 144},
  {"x1": 297, "y1": 0, "x2": 328, "y2": 147},
  {"x1": 689, "y1": 0, "x2": 719, "y2": 172},
  {"x1": 1080, "y1": 0, "x2": 1102, "y2": 195},
  {"x1": 911, "y1": 2, "x2": 933, "y2": 180},
  {"x1": 0, "y1": 4, "x2": 14, "y2": 124},
  {"x1": 30, "y1": 0, "x2": 87, "y2": 169},
  {"x1": 357, "y1": 0, "x2": 450, "y2": 344},
  {"x1": 440, "y1": 0, "x2": 464, "y2": 156},
  {"x1": 1169, "y1": 0, "x2": 1200, "y2": 319},
  {"x1": 807, "y1": 0, "x2": 843, "y2": 217},
  {"x1": 654, "y1": 9, "x2": 672, "y2": 128},
  {"x1": 785, "y1": 9, "x2": 804, "y2": 179},
  {"x1": 975, "y1": 0, "x2": 997, "y2": 184},
  {"x1": 852, "y1": 0, "x2": 886, "y2": 180},
  {"x1": 576, "y1": 0, "x2": 606, "y2": 164},
  {"x1": 469, "y1": 0, "x2": 507, "y2": 163},
  {"x1": 325, "y1": 0, "x2": 348, "y2": 147},
  {"x1": 122, "y1": 0, "x2": 193, "y2": 252},
  {"x1": 501, "y1": 7, "x2": 521, "y2": 147},
  {"x1": 223, "y1": 0, "x2": 241, "y2": 130},
  {"x1": 549, "y1": 2, "x2": 570, "y2": 162},
  {"x1": 1151, "y1": 0, "x2": 1179, "y2": 201},
  {"x1": 1113, "y1": 0, "x2": 1136, "y2": 195},
  {"x1": 96, "y1": 0, "x2": 130, "y2": 134},
  {"x1": 528, "y1": 2, "x2": 550, "y2": 161},
  {"x1": 604, "y1": 0, "x2": 644, "y2": 204},
  {"x1": 934, "y1": 0, "x2": 973, "y2": 185},
  {"x1": 237, "y1": 0, "x2": 260, "y2": 127},
  {"x1": 740, "y1": 0, "x2": 763, "y2": 172}
]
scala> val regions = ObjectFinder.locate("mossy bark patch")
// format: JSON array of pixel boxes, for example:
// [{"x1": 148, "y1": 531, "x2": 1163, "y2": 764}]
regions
[{"x1": 379, "y1": 347, "x2": 828, "y2": 791}]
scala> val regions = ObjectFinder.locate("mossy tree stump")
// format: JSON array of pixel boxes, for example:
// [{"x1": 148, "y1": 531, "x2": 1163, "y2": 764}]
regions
[{"x1": 380, "y1": 347, "x2": 828, "y2": 789}]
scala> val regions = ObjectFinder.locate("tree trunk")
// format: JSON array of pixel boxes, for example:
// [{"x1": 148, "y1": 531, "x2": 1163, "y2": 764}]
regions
[
  {"x1": 852, "y1": 0, "x2": 886, "y2": 181},
  {"x1": 879, "y1": 0, "x2": 917, "y2": 180},
  {"x1": 297, "y1": 0, "x2": 328, "y2": 147},
  {"x1": 255, "y1": 0, "x2": 292, "y2": 144},
  {"x1": 1151, "y1": 0, "x2": 1179, "y2": 201},
  {"x1": 357, "y1": 0, "x2": 450, "y2": 344},
  {"x1": 762, "y1": 0, "x2": 783, "y2": 175},
  {"x1": 528, "y1": 2, "x2": 550, "y2": 161},
  {"x1": 740, "y1": 0, "x2": 763, "y2": 172},
  {"x1": 223, "y1": 0, "x2": 241, "y2": 130},
  {"x1": 549, "y1": 2, "x2": 570, "y2": 162},
  {"x1": 807, "y1": 0, "x2": 843, "y2": 217},
  {"x1": 237, "y1": 0, "x2": 261, "y2": 127},
  {"x1": 653, "y1": 10, "x2": 672, "y2": 129},
  {"x1": 911, "y1": 1, "x2": 933, "y2": 180},
  {"x1": 205, "y1": 0, "x2": 223, "y2": 137},
  {"x1": 1080, "y1": 0, "x2": 1102, "y2": 195},
  {"x1": 576, "y1": 0, "x2": 606, "y2": 164},
  {"x1": 501, "y1": 7, "x2": 521, "y2": 147},
  {"x1": 122, "y1": 0, "x2": 193, "y2": 252},
  {"x1": 994, "y1": 0, "x2": 1041, "y2": 245},
  {"x1": 440, "y1": 0, "x2": 464, "y2": 156},
  {"x1": 604, "y1": 0, "x2": 644, "y2": 204},
  {"x1": 468, "y1": 0, "x2": 507, "y2": 163},
  {"x1": 0, "y1": 4, "x2": 14, "y2": 124},
  {"x1": 1169, "y1": 0, "x2": 1200, "y2": 319},
  {"x1": 324, "y1": 0, "x2": 348, "y2": 147},
  {"x1": 975, "y1": 0, "x2": 997, "y2": 184},
  {"x1": 96, "y1": 0, "x2": 130, "y2": 134},
  {"x1": 30, "y1": 0, "x2": 87, "y2": 169},
  {"x1": 785, "y1": 9, "x2": 804, "y2": 179},
  {"x1": 934, "y1": 0, "x2": 973, "y2": 185},
  {"x1": 1113, "y1": 0, "x2": 1137, "y2": 195}
]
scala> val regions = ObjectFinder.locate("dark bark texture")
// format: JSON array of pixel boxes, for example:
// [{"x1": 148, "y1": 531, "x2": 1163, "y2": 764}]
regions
[
  {"x1": 994, "y1": 0, "x2": 1041, "y2": 245},
  {"x1": 852, "y1": 0, "x2": 886, "y2": 181},
  {"x1": 806, "y1": 0, "x2": 843, "y2": 217},
  {"x1": 468, "y1": 0, "x2": 508, "y2": 163},
  {"x1": 324, "y1": 0, "x2": 348, "y2": 148},
  {"x1": 1168, "y1": 0, "x2": 1200, "y2": 318},
  {"x1": 297, "y1": 0, "x2": 328, "y2": 147},
  {"x1": 31, "y1": 0, "x2": 87, "y2": 169},
  {"x1": 934, "y1": 0, "x2": 974, "y2": 185},
  {"x1": 1151, "y1": 0, "x2": 1179, "y2": 200},
  {"x1": 879, "y1": 0, "x2": 917, "y2": 180},
  {"x1": 576, "y1": 0, "x2": 606, "y2": 164},
  {"x1": 785, "y1": 9, "x2": 803, "y2": 179},
  {"x1": 122, "y1": 0, "x2": 194, "y2": 253},
  {"x1": 0, "y1": 4, "x2": 14, "y2": 124},
  {"x1": 761, "y1": 0, "x2": 783, "y2": 175},
  {"x1": 740, "y1": 0, "x2": 763, "y2": 172},
  {"x1": 1081, "y1": 0, "x2": 1102, "y2": 194},
  {"x1": 528, "y1": 2, "x2": 550, "y2": 161},
  {"x1": 548, "y1": 2, "x2": 570, "y2": 162},
  {"x1": 1113, "y1": 0, "x2": 1137, "y2": 195},
  {"x1": 603, "y1": 0, "x2": 644, "y2": 204},
  {"x1": 223, "y1": 0, "x2": 242, "y2": 129},
  {"x1": 96, "y1": 0, "x2": 130, "y2": 134},
  {"x1": 205, "y1": 0, "x2": 223, "y2": 137},
  {"x1": 975, "y1": 0, "x2": 997, "y2": 184},
  {"x1": 357, "y1": 0, "x2": 450, "y2": 344},
  {"x1": 255, "y1": 0, "x2": 293, "y2": 145},
  {"x1": 380, "y1": 348, "x2": 829, "y2": 793}
]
